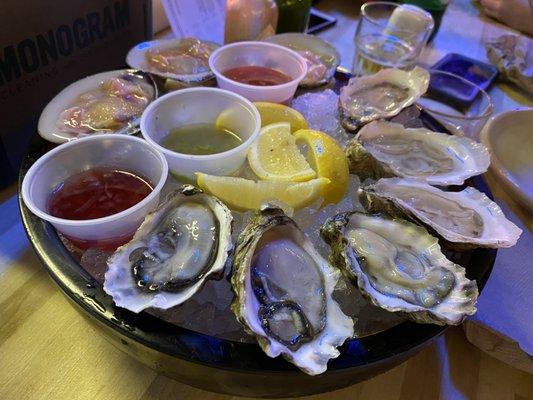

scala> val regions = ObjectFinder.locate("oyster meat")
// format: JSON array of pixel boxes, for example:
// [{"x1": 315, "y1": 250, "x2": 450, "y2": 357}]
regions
[
  {"x1": 321, "y1": 212, "x2": 478, "y2": 325},
  {"x1": 298, "y1": 50, "x2": 329, "y2": 87},
  {"x1": 339, "y1": 67, "x2": 429, "y2": 131},
  {"x1": 346, "y1": 120, "x2": 490, "y2": 185},
  {"x1": 104, "y1": 185, "x2": 233, "y2": 313},
  {"x1": 231, "y1": 206, "x2": 354, "y2": 375},
  {"x1": 265, "y1": 33, "x2": 340, "y2": 88},
  {"x1": 38, "y1": 70, "x2": 156, "y2": 143},
  {"x1": 126, "y1": 38, "x2": 219, "y2": 83},
  {"x1": 359, "y1": 178, "x2": 522, "y2": 249},
  {"x1": 56, "y1": 74, "x2": 153, "y2": 136}
]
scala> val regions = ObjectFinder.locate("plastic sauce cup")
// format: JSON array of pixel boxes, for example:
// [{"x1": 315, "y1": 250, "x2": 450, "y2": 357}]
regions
[
  {"x1": 21, "y1": 134, "x2": 168, "y2": 250},
  {"x1": 209, "y1": 41, "x2": 308, "y2": 103},
  {"x1": 141, "y1": 87, "x2": 261, "y2": 181}
]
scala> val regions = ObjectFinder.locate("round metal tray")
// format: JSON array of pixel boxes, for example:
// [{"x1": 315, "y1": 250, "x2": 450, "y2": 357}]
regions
[
  {"x1": 18, "y1": 71, "x2": 497, "y2": 397},
  {"x1": 19, "y1": 134, "x2": 496, "y2": 397}
]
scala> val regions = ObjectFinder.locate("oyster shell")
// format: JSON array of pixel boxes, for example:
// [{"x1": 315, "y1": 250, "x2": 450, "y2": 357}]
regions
[
  {"x1": 339, "y1": 67, "x2": 429, "y2": 131},
  {"x1": 359, "y1": 178, "x2": 522, "y2": 249},
  {"x1": 126, "y1": 38, "x2": 219, "y2": 83},
  {"x1": 321, "y1": 212, "x2": 478, "y2": 325},
  {"x1": 346, "y1": 121, "x2": 490, "y2": 186},
  {"x1": 104, "y1": 185, "x2": 233, "y2": 313},
  {"x1": 231, "y1": 206, "x2": 354, "y2": 375},
  {"x1": 264, "y1": 33, "x2": 340, "y2": 88},
  {"x1": 38, "y1": 69, "x2": 156, "y2": 144}
]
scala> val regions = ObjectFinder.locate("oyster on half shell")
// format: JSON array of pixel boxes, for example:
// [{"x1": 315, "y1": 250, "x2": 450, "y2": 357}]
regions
[
  {"x1": 126, "y1": 38, "x2": 219, "y2": 83},
  {"x1": 264, "y1": 33, "x2": 340, "y2": 88},
  {"x1": 104, "y1": 185, "x2": 233, "y2": 313},
  {"x1": 321, "y1": 212, "x2": 478, "y2": 325},
  {"x1": 339, "y1": 67, "x2": 429, "y2": 131},
  {"x1": 231, "y1": 206, "x2": 354, "y2": 375},
  {"x1": 346, "y1": 121, "x2": 490, "y2": 186},
  {"x1": 38, "y1": 69, "x2": 157, "y2": 144},
  {"x1": 359, "y1": 178, "x2": 522, "y2": 249}
]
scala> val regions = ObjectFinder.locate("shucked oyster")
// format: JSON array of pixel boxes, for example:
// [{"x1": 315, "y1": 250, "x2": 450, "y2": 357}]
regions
[
  {"x1": 56, "y1": 75, "x2": 153, "y2": 135},
  {"x1": 339, "y1": 67, "x2": 429, "y2": 131},
  {"x1": 104, "y1": 185, "x2": 233, "y2": 313},
  {"x1": 359, "y1": 178, "x2": 522, "y2": 249},
  {"x1": 126, "y1": 38, "x2": 219, "y2": 83},
  {"x1": 264, "y1": 33, "x2": 340, "y2": 88},
  {"x1": 298, "y1": 50, "x2": 330, "y2": 87},
  {"x1": 321, "y1": 212, "x2": 478, "y2": 325},
  {"x1": 346, "y1": 121, "x2": 490, "y2": 186},
  {"x1": 38, "y1": 69, "x2": 156, "y2": 144},
  {"x1": 231, "y1": 206, "x2": 353, "y2": 375}
]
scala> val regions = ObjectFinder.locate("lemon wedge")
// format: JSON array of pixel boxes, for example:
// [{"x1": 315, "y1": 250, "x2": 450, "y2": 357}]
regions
[
  {"x1": 293, "y1": 129, "x2": 349, "y2": 204},
  {"x1": 196, "y1": 173, "x2": 329, "y2": 211},
  {"x1": 254, "y1": 102, "x2": 308, "y2": 132},
  {"x1": 214, "y1": 105, "x2": 243, "y2": 131},
  {"x1": 247, "y1": 122, "x2": 316, "y2": 182}
]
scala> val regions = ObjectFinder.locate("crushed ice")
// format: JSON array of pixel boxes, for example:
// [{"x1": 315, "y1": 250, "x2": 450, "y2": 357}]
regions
[
  {"x1": 291, "y1": 89, "x2": 351, "y2": 147},
  {"x1": 76, "y1": 89, "x2": 404, "y2": 341}
]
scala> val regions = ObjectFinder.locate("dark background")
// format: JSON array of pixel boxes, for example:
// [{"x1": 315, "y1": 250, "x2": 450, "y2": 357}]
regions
[{"x1": 0, "y1": 0, "x2": 152, "y2": 187}]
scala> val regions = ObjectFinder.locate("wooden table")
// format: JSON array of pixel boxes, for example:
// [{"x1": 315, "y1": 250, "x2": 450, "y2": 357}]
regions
[{"x1": 1, "y1": 0, "x2": 532, "y2": 399}]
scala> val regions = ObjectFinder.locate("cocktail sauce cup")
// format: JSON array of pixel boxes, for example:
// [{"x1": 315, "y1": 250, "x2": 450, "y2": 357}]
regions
[
  {"x1": 209, "y1": 41, "x2": 307, "y2": 103},
  {"x1": 21, "y1": 134, "x2": 168, "y2": 250}
]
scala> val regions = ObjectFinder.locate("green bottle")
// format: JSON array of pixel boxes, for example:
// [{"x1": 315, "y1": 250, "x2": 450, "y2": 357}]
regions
[
  {"x1": 275, "y1": 0, "x2": 312, "y2": 33},
  {"x1": 400, "y1": 0, "x2": 448, "y2": 41}
]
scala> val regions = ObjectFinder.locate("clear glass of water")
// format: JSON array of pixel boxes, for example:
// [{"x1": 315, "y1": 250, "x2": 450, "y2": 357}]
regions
[
  {"x1": 417, "y1": 70, "x2": 494, "y2": 141},
  {"x1": 352, "y1": 1, "x2": 434, "y2": 76}
]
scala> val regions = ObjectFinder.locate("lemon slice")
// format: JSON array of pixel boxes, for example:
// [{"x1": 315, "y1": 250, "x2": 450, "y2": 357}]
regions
[
  {"x1": 197, "y1": 173, "x2": 329, "y2": 211},
  {"x1": 248, "y1": 122, "x2": 316, "y2": 182},
  {"x1": 254, "y1": 102, "x2": 308, "y2": 132},
  {"x1": 294, "y1": 129, "x2": 349, "y2": 204},
  {"x1": 215, "y1": 106, "x2": 243, "y2": 131}
]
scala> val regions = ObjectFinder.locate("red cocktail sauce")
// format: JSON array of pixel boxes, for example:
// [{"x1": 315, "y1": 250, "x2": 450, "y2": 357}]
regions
[
  {"x1": 223, "y1": 66, "x2": 292, "y2": 86},
  {"x1": 48, "y1": 167, "x2": 153, "y2": 250},
  {"x1": 48, "y1": 167, "x2": 153, "y2": 220}
]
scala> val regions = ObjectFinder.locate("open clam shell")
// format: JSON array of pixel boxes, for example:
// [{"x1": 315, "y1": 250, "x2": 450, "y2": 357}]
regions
[
  {"x1": 264, "y1": 33, "x2": 340, "y2": 88},
  {"x1": 126, "y1": 38, "x2": 220, "y2": 83},
  {"x1": 38, "y1": 69, "x2": 157, "y2": 144},
  {"x1": 346, "y1": 120, "x2": 490, "y2": 186}
]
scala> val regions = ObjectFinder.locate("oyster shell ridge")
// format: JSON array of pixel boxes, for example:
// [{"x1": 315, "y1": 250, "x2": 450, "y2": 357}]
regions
[
  {"x1": 104, "y1": 184, "x2": 233, "y2": 313},
  {"x1": 359, "y1": 178, "x2": 522, "y2": 249},
  {"x1": 231, "y1": 206, "x2": 354, "y2": 375},
  {"x1": 320, "y1": 211, "x2": 479, "y2": 325},
  {"x1": 346, "y1": 121, "x2": 490, "y2": 186}
]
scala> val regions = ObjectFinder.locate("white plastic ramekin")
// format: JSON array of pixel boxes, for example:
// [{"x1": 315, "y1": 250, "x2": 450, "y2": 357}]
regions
[
  {"x1": 21, "y1": 134, "x2": 168, "y2": 249},
  {"x1": 209, "y1": 41, "x2": 307, "y2": 103},
  {"x1": 140, "y1": 87, "x2": 261, "y2": 181}
]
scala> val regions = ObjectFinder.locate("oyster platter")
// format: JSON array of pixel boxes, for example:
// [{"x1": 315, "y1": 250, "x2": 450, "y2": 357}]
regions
[{"x1": 20, "y1": 35, "x2": 522, "y2": 382}]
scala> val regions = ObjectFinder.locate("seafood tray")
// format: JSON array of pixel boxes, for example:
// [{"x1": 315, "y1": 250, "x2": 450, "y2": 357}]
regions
[{"x1": 19, "y1": 67, "x2": 510, "y2": 397}]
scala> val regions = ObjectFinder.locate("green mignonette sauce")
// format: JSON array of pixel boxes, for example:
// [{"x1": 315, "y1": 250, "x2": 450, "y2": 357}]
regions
[{"x1": 162, "y1": 123, "x2": 243, "y2": 155}]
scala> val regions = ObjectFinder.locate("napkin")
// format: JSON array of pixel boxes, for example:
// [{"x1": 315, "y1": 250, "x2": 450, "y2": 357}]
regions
[
  {"x1": 468, "y1": 201, "x2": 532, "y2": 355},
  {"x1": 384, "y1": 4, "x2": 434, "y2": 40},
  {"x1": 161, "y1": 0, "x2": 225, "y2": 43}
]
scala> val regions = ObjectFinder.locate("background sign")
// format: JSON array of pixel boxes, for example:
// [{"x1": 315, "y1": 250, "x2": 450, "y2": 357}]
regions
[{"x1": 0, "y1": 0, "x2": 152, "y2": 187}]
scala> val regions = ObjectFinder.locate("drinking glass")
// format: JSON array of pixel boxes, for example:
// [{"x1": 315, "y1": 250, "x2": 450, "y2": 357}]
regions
[
  {"x1": 400, "y1": 0, "x2": 449, "y2": 42},
  {"x1": 352, "y1": 1, "x2": 434, "y2": 76},
  {"x1": 417, "y1": 70, "x2": 494, "y2": 141},
  {"x1": 276, "y1": 0, "x2": 312, "y2": 33}
]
